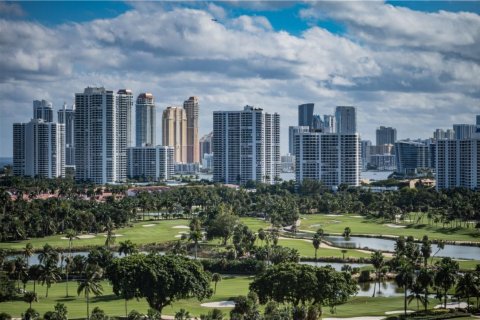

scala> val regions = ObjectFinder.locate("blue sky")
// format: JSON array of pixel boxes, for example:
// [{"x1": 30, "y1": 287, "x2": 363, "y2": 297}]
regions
[{"x1": 0, "y1": 1, "x2": 479, "y2": 157}]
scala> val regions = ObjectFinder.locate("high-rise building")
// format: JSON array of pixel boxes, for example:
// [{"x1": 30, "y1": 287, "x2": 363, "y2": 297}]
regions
[
  {"x1": 199, "y1": 132, "x2": 213, "y2": 165},
  {"x1": 57, "y1": 103, "x2": 75, "y2": 166},
  {"x1": 335, "y1": 106, "x2": 356, "y2": 134},
  {"x1": 453, "y1": 124, "x2": 476, "y2": 140},
  {"x1": 33, "y1": 100, "x2": 54, "y2": 122},
  {"x1": 323, "y1": 115, "x2": 335, "y2": 133},
  {"x1": 476, "y1": 115, "x2": 480, "y2": 133},
  {"x1": 116, "y1": 90, "x2": 133, "y2": 181},
  {"x1": 136, "y1": 93, "x2": 156, "y2": 147},
  {"x1": 376, "y1": 126, "x2": 397, "y2": 145},
  {"x1": 295, "y1": 131, "x2": 360, "y2": 187},
  {"x1": 184, "y1": 96, "x2": 200, "y2": 163},
  {"x1": 213, "y1": 105, "x2": 280, "y2": 185},
  {"x1": 312, "y1": 114, "x2": 323, "y2": 131},
  {"x1": 13, "y1": 119, "x2": 65, "y2": 178},
  {"x1": 394, "y1": 140, "x2": 429, "y2": 175},
  {"x1": 298, "y1": 103, "x2": 314, "y2": 128},
  {"x1": 288, "y1": 126, "x2": 310, "y2": 155},
  {"x1": 127, "y1": 146, "x2": 174, "y2": 181},
  {"x1": 436, "y1": 138, "x2": 480, "y2": 190},
  {"x1": 433, "y1": 129, "x2": 455, "y2": 140},
  {"x1": 360, "y1": 140, "x2": 372, "y2": 170},
  {"x1": 75, "y1": 87, "x2": 126, "y2": 184},
  {"x1": 117, "y1": 89, "x2": 133, "y2": 148},
  {"x1": 162, "y1": 106, "x2": 187, "y2": 163}
]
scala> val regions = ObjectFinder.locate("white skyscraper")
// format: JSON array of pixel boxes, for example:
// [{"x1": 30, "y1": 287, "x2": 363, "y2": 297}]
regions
[
  {"x1": 127, "y1": 146, "x2": 174, "y2": 181},
  {"x1": 33, "y1": 100, "x2": 54, "y2": 122},
  {"x1": 117, "y1": 89, "x2": 133, "y2": 147},
  {"x1": 213, "y1": 105, "x2": 280, "y2": 185},
  {"x1": 13, "y1": 119, "x2": 65, "y2": 178},
  {"x1": 436, "y1": 138, "x2": 480, "y2": 190},
  {"x1": 335, "y1": 106, "x2": 356, "y2": 134},
  {"x1": 75, "y1": 87, "x2": 126, "y2": 184},
  {"x1": 57, "y1": 103, "x2": 75, "y2": 166},
  {"x1": 288, "y1": 126, "x2": 310, "y2": 155},
  {"x1": 295, "y1": 131, "x2": 360, "y2": 188},
  {"x1": 136, "y1": 93, "x2": 156, "y2": 147}
]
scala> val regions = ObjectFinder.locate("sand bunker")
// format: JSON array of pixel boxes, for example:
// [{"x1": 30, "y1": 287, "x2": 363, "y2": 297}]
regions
[
  {"x1": 174, "y1": 235, "x2": 184, "y2": 238},
  {"x1": 352, "y1": 215, "x2": 364, "y2": 218},
  {"x1": 385, "y1": 310, "x2": 413, "y2": 315},
  {"x1": 200, "y1": 301, "x2": 235, "y2": 308},
  {"x1": 325, "y1": 214, "x2": 344, "y2": 217},
  {"x1": 384, "y1": 224, "x2": 406, "y2": 228},
  {"x1": 76, "y1": 234, "x2": 96, "y2": 239},
  {"x1": 172, "y1": 225, "x2": 190, "y2": 229},
  {"x1": 103, "y1": 234, "x2": 123, "y2": 237},
  {"x1": 434, "y1": 302, "x2": 468, "y2": 309},
  {"x1": 142, "y1": 224, "x2": 156, "y2": 227},
  {"x1": 323, "y1": 317, "x2": 384, "y2": 320}
]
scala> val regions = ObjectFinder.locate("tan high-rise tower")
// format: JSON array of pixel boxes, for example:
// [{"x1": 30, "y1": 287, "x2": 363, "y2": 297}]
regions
[
  {"x1": 184, "y1": 96, "x2": 199, "y2": 163},
  {"x1": 162, "y1": 106, "x2": 187, "y2": 163}
]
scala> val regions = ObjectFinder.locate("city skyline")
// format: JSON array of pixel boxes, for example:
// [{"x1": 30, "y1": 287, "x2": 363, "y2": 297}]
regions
[{"x1": 1, "y1": 1, "x2": 479, "y2": 157}]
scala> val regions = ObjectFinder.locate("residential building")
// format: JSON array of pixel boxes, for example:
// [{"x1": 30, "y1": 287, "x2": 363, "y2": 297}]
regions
[
  {"x1": 394, "y1": 140, "x2": 429, "y2": 175},
  {"x1": 360, "y1": 140, "x2": 372, "y2": 170},
  {"x1": 136, "y1": 93, "x2": 156, "y2": 147},
  {"x1": 376, "y1": 126, "x2": 397, "y2": 146},
  {"x1": 127, "y1": 146, "x2": 174, "y2": 181},
  {"x1": 370, "y1": 154, "x2": 396, "y2": 171},
  {"x1": 33, "y1": 99, "x2": 53, "y2": 122},
  {"x1": 281, "y1": 153, "x2": 295, "y2": 172},
  {"x1": 57, "y1": 103, "x2": 75, "y2": 166},
  {"x1": 199, "y1": 132, "x2": 213, "y2": 165},
  {"x1": 436, "y1": 138, "x2": 480, "y2": 190},
  {"x1": 312, "y1": 114, "x2": 323, "y2": 131},
  {"x1": 175, "y1": 162, "x2": 200, "y2": 174},
  {"x1": 162, "y1": 106, "x2": 187, "y2": 163},
  {"x1": 13, "y1": 119, "x2": 65, "y2": 178},
  {"x1": 201, "y1": 153, "x2": 214, "y2": 172},
  {"x1": 184, "y1": 96, "x2": 200, "y2": 163},
  {"x1": 298, "y1": 103, "x2": 314, "y2": 128},
  {"x1": 213, "y1": 105, "x2": 280, "y2": 185},
  {"x1": 335, "y1": 106, "x2": 356, "y2": 134},
  {"x1": 117, "y1": 89, "x2": 133, "y2": 180},
  {"x1": 75, "y1": 87, "x2": 126, "y2": 184},
  {"x1": 433, "y1": 129, "x2": 455, "y2": 140},
  {"x1": 295, "y1": 130, "x2": 360, "y2": 187},
  {"x1": 323, "y1": 115, "x2": 335, "y2": 133},
  {"x1": 117, "y1": 89, "x2": 133, "y2": 147},
  {"x1": 453, "y1": 124, "x2": 476, "y2": 140},
  {"x1": 288, "y1": 126, "x2": 310, "y2": 155}
]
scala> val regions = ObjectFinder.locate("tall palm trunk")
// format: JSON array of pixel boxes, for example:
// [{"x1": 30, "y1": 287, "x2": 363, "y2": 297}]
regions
[
  {"x1": 86, "y1": 291, "x2": 90, "y2": 320},
  {"x1": 404, "y1": 287, "x2": 407, "y2": 316},
  {"x1": 125, "y1": 298, "x2": 128, "y2": 317}
]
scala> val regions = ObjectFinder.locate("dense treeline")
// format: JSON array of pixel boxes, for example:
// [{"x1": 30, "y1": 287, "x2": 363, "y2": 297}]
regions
[{"x1": 1, "y1": 177, "x2": 480, "y2": 243}]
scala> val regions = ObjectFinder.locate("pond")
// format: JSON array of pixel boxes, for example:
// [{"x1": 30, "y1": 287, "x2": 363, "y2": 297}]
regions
[
  {"x1": 299, "y1": 261, "x2": 369, "y2": 271},
  {"x1": 323, "y1": 235, "x2": 480, "y2": 260}
]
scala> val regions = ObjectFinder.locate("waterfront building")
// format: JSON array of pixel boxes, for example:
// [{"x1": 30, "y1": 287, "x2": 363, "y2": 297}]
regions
[
  {"x1": 162, "y1": 106, "x2": 187, "y2": 163},
  {"x1": 127, "y1": 146, "x2": 174, "y2": 181}
]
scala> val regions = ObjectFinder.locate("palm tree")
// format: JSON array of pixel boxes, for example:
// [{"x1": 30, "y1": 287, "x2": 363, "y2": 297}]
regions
[
  {"x1": 371, "y1": 251, "x2": 384, "y2": 297},
  {"x1": 341, "y1": 249, "x2": 348, "y2": 260},
  {"x1": 28, "y1": 264, "x2": 42, "y2": 294},
  {"x1": 408, "y1": 281, "x2": 426, "y2": 311},
  {"x1": 257, "y1": 229, "x2": 266, "y2": 246},
  {"x1": 434, "y1": 257, "x2": 459, "y2": 309},
  {"x1": 118, "y1": 240, "x2": 138, "y2": 257},
  {"x1": 342, "y1": 227, "x2": 351, "y2": 239},
  {"x1": 23, "y1": 291, "x2": 38, "y2": 309},
  {"x1": 77, "y1": 264, "x2": 104, "y2": 320},
  {"x1": 212, "y1": 273, "x2": 222, "y2": 294},
  {"x1": 420, "y1": 235, "x2": 431, "y2": 267},
  {"x1": 39, "y1": 262, "x2": 61, "y2": 298},
  {"x1": 188, "y1": 230, "x2": 202, "y2": 259},
  {"x1": 104, "y1": 221, "x2": 116, "y2": 249},
  {"x1": 430, "y1": 240, "x2": 445, "y2": 264},
  {"x1": 38, "y1": 244, "x2": 58, "y2": 266},
  {"x1": 65, "y1": 229, "x2": 78, "y2": 254},
  {"x1": 312, "y1": 234, "x2": 321, "y2": 262},
  {"x1": 455, "y1": 272, "x2": 475, "y2": 312},
  {"x1": 395, "y1": 259, "x2": 414, "y2": 316},
  {"x1": 417, "y1": 267, "x2": 434, "y2": 312},
  {"x1": 23, "y1": 243, "x2": 34, "y2": 267}
]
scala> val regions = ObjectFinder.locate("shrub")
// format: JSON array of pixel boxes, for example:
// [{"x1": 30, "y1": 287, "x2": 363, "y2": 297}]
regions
[
  {"x1": 0, "y1": 312, "x2": 12, "y2": 320},
  {"x1": 358, "y1": 270, "x2": 371, "y2": 283},
  {"x1": 90, "y1": 307, "x2": 108, "y2": 320},
  {"x1": 22, "y1": 308, "x2": 39, "y2": 320},
  {"x1": 127, "y1": 310, "x2": 144, "y2": 320}
]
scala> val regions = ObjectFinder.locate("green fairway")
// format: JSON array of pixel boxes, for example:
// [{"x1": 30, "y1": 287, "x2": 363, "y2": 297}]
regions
[
  {"x1": 299, "y1": 214, "x2": 480, "y2": 243},
  {"x1": 0, "y1": 219, "x2": 191, "y2": 252},
  {"x1": 0, "y1": 277, "x2": 449, "y2": 319}
]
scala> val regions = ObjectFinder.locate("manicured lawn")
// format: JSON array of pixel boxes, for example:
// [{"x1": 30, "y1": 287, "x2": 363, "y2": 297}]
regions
[
  {"x1": 278, "y1": 238, "x2": 371, "y2": 259},
  {"x1": 0, "y1": 219, "x2": 191, "y2": 252},
  {"x1": 1, "y1": 277, "x2": 451, "y2": 319},
  {"x1": 299, "y1": 214, "x2": 480, "y2": 243}
]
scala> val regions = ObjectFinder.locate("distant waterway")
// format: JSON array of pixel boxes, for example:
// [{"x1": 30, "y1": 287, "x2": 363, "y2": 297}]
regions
[{"x1": 324, "y1": 235, "x2": 480, "y2": 260}]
